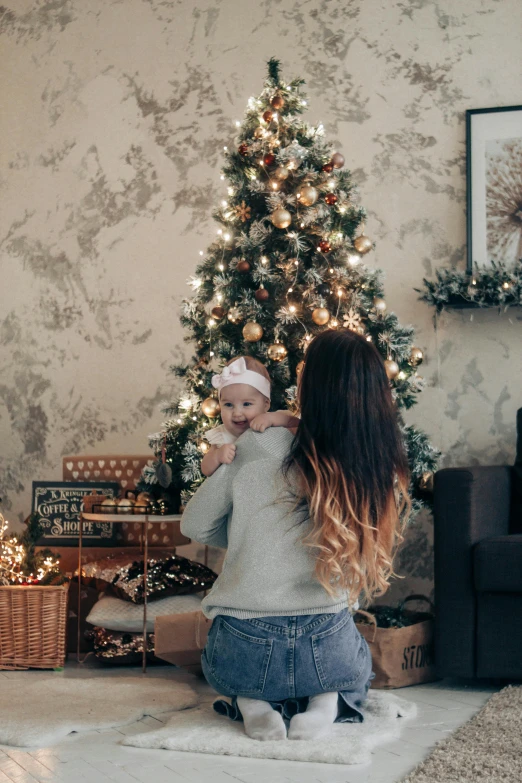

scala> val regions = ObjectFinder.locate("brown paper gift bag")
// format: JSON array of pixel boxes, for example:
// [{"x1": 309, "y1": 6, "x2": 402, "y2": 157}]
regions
[
  {"x1": 355, "y1": 595, "x2": 436, "y2": 689},
  {"x1": 155, "y1": 610, "x2": 211, "y2": 670}
]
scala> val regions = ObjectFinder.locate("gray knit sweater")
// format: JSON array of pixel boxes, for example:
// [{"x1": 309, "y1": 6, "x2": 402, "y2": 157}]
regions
[{"x1": 181, "y1": 427, "x2": 349, "y2": 620}]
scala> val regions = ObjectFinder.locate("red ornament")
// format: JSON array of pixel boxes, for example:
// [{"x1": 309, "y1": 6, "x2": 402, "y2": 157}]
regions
[
  {"x1": 331, "y1": 152, "x2": 345, "y2": 169},
  {"x1": 270, "y1": 95, "x2": 285, "y2": 110},
  {"x1": 238, "y1": 143, "x2": 249, "y2": 156},
  {"x1": 322, "y1": 162, "x2": 334, "y2": 173},
  {"x1": 324, "y1": 193, "x2": 338, "y2": 205},
  {"x1": 255, "y1": 287, "x2": 270, "y2": 302},
  {"x1": 319, "y1": 240, "x2": 332, "y2": 254},
  {"x1": 237, "y1": 260, "x2": 251, "y2": 273},
  {"x1": 263, "y1": 153, "x2": 276, "y2": 166},
  {"x1": 262, "y1": 110, "x2": 273, "y2": 123}
]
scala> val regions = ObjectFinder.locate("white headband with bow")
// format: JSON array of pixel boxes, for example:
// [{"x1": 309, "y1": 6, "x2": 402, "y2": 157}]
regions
[{"x1": 211, "y1": 357, "x2": 271, "y2": 399}]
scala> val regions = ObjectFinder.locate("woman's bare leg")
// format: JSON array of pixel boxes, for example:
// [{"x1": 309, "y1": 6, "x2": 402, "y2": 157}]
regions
[
  {"x1": 288, "y1": 691, "x2": 338, "y2": 740},
  {"x1": 236, "y1": 696, "x2": 287, "y2": 741}
]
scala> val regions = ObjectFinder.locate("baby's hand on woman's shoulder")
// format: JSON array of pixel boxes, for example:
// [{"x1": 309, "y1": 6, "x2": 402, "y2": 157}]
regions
[
  {"x1": 217, "y1": 443, "x2": 237, "y2": 464},
  {"x1": 250, "y1": 413, "x2": 275, "y2": 433}
]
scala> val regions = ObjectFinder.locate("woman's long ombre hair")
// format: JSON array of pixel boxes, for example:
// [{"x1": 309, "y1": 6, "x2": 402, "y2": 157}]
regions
[{"x1": 285, "y1": 329, "x2": 411, "y2": 603}]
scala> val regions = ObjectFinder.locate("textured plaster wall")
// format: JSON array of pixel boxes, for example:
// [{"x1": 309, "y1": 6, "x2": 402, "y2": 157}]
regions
[{"x1": 1, "y1": 0, "x2": 521, "y2": 600}]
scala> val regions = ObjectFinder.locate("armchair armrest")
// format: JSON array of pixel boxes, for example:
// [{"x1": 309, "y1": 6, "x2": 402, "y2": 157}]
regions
[{"x1": 434, "y1": 466, "x2": 512, "y2": 678}]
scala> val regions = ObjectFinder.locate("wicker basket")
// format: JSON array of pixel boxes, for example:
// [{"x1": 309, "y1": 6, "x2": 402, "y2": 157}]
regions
[{"x1": 0, "y1": 583, "x2": 69, "y2": 670}]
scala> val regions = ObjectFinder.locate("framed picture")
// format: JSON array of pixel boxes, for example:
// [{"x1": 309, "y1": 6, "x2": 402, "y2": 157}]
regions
[
  {"x1": 32, "y1": 481, "x2": 119, "y2": 546},
  {"x1": 466, "y1": 105, "x2": 522, "y2": 273}
]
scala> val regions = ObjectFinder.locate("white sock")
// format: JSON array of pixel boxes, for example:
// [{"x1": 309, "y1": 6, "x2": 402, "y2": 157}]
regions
[
  {"x1": 236, "y1": 696, "x2": 287, "y2": 741},
  {"x1": 288, "y1": 692, "x2": 339, "y2": 740}
]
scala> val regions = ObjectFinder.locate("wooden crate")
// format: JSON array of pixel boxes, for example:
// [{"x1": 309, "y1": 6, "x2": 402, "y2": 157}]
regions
[{"x1": 0, "y1": 584, "x2": 69, "y2": 670}]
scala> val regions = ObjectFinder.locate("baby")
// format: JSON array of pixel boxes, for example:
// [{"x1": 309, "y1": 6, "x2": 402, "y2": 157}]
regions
[{"x1": 201, "y1": 356, "x2": 299, "y2": 477}]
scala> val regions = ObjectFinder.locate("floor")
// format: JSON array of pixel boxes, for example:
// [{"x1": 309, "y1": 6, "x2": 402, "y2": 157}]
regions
[{"x1": 0, "y1": 661, "x2": 499, "y2": 783}]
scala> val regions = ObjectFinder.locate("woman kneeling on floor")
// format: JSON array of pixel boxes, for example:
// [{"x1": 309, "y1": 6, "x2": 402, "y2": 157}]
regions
[{"x1": 181, "y1": 329, "x2": 410, "y2": 741}]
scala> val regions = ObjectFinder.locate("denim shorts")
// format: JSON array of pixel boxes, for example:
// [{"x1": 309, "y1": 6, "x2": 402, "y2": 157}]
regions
[{"x1": 201, "y1": 608, "x2": 373, "y2": 723}]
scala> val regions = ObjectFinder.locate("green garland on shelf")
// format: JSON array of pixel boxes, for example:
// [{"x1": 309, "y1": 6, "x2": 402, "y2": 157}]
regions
[{"x1": 418, "y1": 260, "x2": 522, "y2": 312}]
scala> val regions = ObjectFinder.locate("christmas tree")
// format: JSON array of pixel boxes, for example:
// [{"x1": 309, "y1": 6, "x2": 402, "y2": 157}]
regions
[{"x1": 141, "y1": 59, "x2": 438, "y2": 513}]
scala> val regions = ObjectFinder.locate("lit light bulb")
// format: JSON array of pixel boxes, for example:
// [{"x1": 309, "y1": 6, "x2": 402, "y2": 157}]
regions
[
  {"x1": 271, "y1": 182, "x2": 279, "y2": 190},
  {"x1": 301, "y1": 100, "x2": 307, "y2": 106},
  {"x1": 288, "y1": 287, "x2": 293, "y2": 293},
  {"x1": 223, "y1": 146, "x2": 228, "y2": 151},
  {"x1": 305, "y1": 334, "x2": 311, "y2": 341},
  {"x1": 210, "y1": 350, "x2": 215, "y2": 356},
  {"x1": 217, "y1": 293, "x2": 223, "y2": 302},
  {"x1": 330, "y1": 319, "x2": 338, "y2": 328},
  {"x1": 224, "y1": 233, "x2": 231, "y2": 241},
  {"x1": 227, "y1": 187, "x2": 234, "y2": 195},
  {"x1": 329, "y1": 267, "x2": 334, "y2": 273},
  {"x1": 366, "y1": 335, "x2": 372, "y2": 342},
  {"x1": 222, "y1": 200, "x2": 227, "y2": 207},
  {"x1": 339, "y1": 206, "x2": 346, "y2": 214},
  {"x1": 348, "y1": 254, "x2": 360, "y2": 267},
  {"x1": 192, "y1": 416, "x2": 197, "y2": 421},
  {"x1": 177, "y1": 418, "x2": 182, "y2": 424},
  {"x1": 218, "y1": 263, "x2": 224, "y2": 271},
  {"x1": 220, "y1": 175, "x2": 225, "y2": 180},
  {"x1": 199, "y1": 250, "x2": 204, "y2": 256},
  {"x1": 180, "y1": 399, "x2": 192, "y2": 410},
  {"x1": 274, "y1": 139, "x2": 280, "y2": 146},
  {"x1": 217, "y1": 229, "x2": 223, "y2": 235},
  {"x1": 261, "y1": 256, "x2": 268, "y2": 265},
  {"x1": 337, "y1": 288, "x2": 343, "y2": 297},
  {"x1": 502, "y1": 281, "x2": 511, "y2": 289},
  {"x1": 289, "y1": 305, "x2": 297, "y2": 313},
  {"x1": 208, "y1": 318, "x2": 215, "y2": 327},
  {"x1": 328, "y1": 179, "x2": 336, "y2": 189},
  {"x1": 398, "y1": 371, "x2": 406, "y2": 380},
  {"x1": 235, "y1": 120, "x2": 241, "y2": 127},
  {"x1": 300, "y1": 222, "x2": 305, "y2": 228},
  {"x1": 294, "y1": 260, "x2": 299, "y2": 266}
]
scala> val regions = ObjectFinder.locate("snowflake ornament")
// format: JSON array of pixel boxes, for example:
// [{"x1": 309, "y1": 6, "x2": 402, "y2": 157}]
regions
[
  {"x1": 235, "y1": 201, "x2": 252, "y2": 222},
  {"x1": 343, "y1": 308, "x2": 365, "y2": 334}
]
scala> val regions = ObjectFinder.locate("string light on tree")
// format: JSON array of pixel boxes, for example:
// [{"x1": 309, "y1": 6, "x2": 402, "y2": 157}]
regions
[{"x1": 373, "y1": 297, "x2": 387, "y2": 314}]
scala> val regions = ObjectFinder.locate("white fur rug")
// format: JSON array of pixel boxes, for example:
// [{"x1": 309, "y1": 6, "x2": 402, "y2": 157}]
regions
[
  {"x1": 123, "y1": 691, "x2": 417, "y2": 765},
  {"x1": 0, "y1": 672, "x2": 198, "y2": 748}
]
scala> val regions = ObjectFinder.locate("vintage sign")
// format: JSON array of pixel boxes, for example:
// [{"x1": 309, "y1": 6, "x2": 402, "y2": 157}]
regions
[{"x1": 32, "y1": 481, "x2": 119, "y2": 546}]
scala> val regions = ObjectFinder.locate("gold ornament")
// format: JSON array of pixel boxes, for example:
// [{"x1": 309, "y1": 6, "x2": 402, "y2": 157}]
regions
[
  {"x1": 270, "y1": 207, "x2": 292, "y2": 229},
  {"x1": 270, "y1": 95, "x2": 285, "y2": 110},
  {"x1": 201, "y1": 397, "x2": 220, "y2": 417},
  {"x1": 331, "y1": 152, "x2": 345, "y2": 169},
  {"x1": 410, "y1": 346, "x2": 424, "y2": 366},
  {"x1": 384, "y1": 359, "x2": 400, "y2": 380},
  {"x1": 312, "y1": 307, "x2": 330, "y2": 326},
  {"x1": 373, "y1": 297, "x2": 387, "y2": 314},
  {"x1": 117, "y1": 498, "x2": 135, "y2": 515},
  {"x1": 211, "y1": 305, "x2": 225, "y2": 319},
  {"x1": 254, "y1": 127, "x2": 264, "y2": 139},
  {"x1": 101, "y1": 498, "x2": 117, "y2": 513},
  {"x1": 243, "y1": 321, "x2": 264, "y2": 342},
  {"x1": 274, "y1": 166, "x2": 290, "y2": 180},
  {"x1": 353, "y1": 234, "x2": 373, "y2": 254},
  {"x1": 267, "y1": 342, "x2": 288, "y2": 362},
  {"x1": 297, "y1": 185, "x2": 319, "y2": 206},
  {"x1": 228, "y1": 306, "x2": 241, "y2": 323},
  {"x1": 419, "y1": 471, "x2": 435, "y2": 493},
  {"x1": 296, "y1": 360, "x2": 305, "y2": 375}
]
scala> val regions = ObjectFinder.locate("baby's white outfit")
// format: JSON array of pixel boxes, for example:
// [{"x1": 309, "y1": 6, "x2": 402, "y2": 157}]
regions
[{"x1": 204, "y1": 425, "x2": 238, "y2": 446}]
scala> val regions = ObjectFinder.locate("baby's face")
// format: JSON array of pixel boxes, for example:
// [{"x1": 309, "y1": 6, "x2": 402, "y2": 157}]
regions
[{"x1": 219, "y1": 383, "x2": 270, "y2": 439}]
